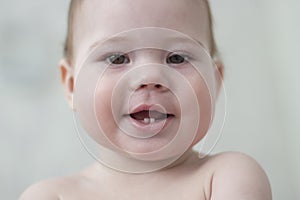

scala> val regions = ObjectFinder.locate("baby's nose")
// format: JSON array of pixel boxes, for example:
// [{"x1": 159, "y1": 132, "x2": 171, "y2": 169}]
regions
[
  {"x1": 128, "y1": 64, "x2": 171, "y2": 93},
  {"x1": 138, "y1": 83, "x2": 168, "y2": 92}
]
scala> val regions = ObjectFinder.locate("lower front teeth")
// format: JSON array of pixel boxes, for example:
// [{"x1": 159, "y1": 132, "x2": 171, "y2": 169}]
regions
[
  {"x1": 144, "y1": 118, "x2": 155, "y2": 124},
  {"x1": 150, "y1": 118, "x2": 155, "y2": 123}
]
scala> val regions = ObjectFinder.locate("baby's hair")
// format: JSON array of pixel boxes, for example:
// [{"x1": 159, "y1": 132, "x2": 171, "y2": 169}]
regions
[
  {"x1": 63, "y1": 0, "x2": 218, "y2": 63},
  {"x1": 63, "y1": 0, "x2": 82, "y2": 63}
]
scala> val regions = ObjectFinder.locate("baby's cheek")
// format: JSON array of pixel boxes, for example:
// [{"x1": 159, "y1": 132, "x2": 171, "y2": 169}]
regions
[
  {"x1": 191, "y1": 77, "x2": 213, "y2": 144},
  {"x1": 94, "y1": 82, "x2": 121, "y2": 141}
]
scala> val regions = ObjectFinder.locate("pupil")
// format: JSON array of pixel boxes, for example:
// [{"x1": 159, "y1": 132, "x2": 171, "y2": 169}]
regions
[
  {"x1": 110, "y1": 55, "x2": 128, "y2": 64},
  {"x1": 168, "y1": 54, "x2": 185, "y2": 64}
]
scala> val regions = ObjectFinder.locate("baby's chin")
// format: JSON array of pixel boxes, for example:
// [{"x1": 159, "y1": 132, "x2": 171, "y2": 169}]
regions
[
  {"x1": 91, "y1": 120, "x2": 209, "y2": 162},
  {"x1": 83, "y1": 123, "x2": 205, "y2": 172},
  {"x1": 103, "y1": 132, "x2": 182, "y2": 161}
]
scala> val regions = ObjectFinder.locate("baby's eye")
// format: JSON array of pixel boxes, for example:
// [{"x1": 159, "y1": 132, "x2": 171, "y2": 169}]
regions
[
  {"x1": 166, "y1": 53, "x2": 189, "y2": 64},
  {"x1": 106, "y1": 53, "x2": 130, "y2": 65}
]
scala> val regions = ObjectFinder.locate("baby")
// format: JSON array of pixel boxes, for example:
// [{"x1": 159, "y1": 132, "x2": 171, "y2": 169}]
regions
[{"x1": 20, "y1": 0, "x2": 272, "y2": 199}]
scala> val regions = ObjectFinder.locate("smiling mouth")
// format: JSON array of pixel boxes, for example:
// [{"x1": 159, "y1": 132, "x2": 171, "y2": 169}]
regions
[{"x1": 129, "y1": 110, "x2": 174, "y2": 124}]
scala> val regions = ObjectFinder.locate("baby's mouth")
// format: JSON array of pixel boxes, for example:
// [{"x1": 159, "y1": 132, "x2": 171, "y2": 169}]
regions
[{"x1": 129, "y1": 110, "x2": 174, "y2": 124}]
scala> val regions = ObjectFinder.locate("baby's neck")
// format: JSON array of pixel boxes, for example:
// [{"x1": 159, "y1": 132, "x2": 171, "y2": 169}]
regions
[
  {"x1": 89, "y1": 147, "x2": 196, "y2": 176},
  {"x1": 161, "y1": 148, "x2": 195, "y2": 170}
]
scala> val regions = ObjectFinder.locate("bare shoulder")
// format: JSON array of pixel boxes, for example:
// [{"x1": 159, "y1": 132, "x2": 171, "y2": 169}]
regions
[
  {"x1": 19, "y1": 177, "x2": 66, "y2": 200},
  {"x1": 19, "y1": 172, "x2": 87, "y2": 200},
  {"x1": 206, "y1": 151, "x2": 272, "y2": 200}
]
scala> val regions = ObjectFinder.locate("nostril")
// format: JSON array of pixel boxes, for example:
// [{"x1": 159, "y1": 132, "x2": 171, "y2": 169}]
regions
[
  {"x1": 138, "y1": 83, "x2": 166, "y2": 90},
  {"x1": 140, "y1": 84, "x2": 147, "y2": 88},
  {"x1": 155, "y1": 84, "x2": 162, "y2": 89}
]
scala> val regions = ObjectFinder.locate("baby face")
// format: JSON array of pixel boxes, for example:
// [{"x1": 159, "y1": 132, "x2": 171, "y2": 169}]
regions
[{"x1": 69, "y1": 0, "x2": 220, "y2": 161}]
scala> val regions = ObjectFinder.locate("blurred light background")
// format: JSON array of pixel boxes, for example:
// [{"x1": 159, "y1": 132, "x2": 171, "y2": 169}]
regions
[{"x1": 0, "y1": 0, "x2": 299, "y2": 199}]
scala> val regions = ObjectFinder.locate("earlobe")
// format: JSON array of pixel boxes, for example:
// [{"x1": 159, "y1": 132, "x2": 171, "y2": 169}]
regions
[
  {"x1": 59, "y1": 59, "x2": 75, "y2": 110},
  {"x1": 215, "y1": 60, "x2": 224, "y2": 80},
  {"x1": 214, "y1": 60, "x2": 224, "y2": 98}
]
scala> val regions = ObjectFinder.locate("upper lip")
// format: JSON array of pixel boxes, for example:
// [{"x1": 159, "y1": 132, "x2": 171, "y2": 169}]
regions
[{"x1": 128, "y1": 104, "x2": 174, "y2": 116}]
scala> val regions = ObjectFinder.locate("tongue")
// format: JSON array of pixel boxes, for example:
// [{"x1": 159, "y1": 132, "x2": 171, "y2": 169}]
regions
[{"x1": 130, "y1": 110, "x2": 167, "y2": 120}]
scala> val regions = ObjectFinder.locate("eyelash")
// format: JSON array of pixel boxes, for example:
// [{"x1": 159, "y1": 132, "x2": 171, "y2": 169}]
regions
[
  {"x1": 166, "y1": 52, "x2": 190, "y2": 65},
  {"x1": 102, "y1": 52, "x2": 191, "y2": 66},
  {"x1": 105, "y1": 53, "x2": 130, "y2": 65}
]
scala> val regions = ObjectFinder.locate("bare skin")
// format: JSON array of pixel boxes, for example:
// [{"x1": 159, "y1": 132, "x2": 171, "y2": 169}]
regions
[
  {"x1": 19, "y1": 0, "x2": 272, "y2": 199},
  {"x1": 19, "y1": 151, "x2": 272, "y2": 200}
]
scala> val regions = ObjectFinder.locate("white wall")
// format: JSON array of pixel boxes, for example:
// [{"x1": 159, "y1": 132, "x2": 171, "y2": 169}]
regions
[
  {"x1": 262, "y1": 0, "x2": 300, "y2": 192},
  {"x1": 0, "y1": 0, "x2": 299, "y2": 199},
  {"x1": 209, "y1": 0, "x2": 300, "y2": 199},
  {"x1": 0, "y1": 0, "x2": 95, "y2": 199}
]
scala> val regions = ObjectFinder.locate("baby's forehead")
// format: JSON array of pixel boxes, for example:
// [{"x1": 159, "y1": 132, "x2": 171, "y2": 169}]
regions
[
  {"x1": 72, "y1": 0, "x2": 211, "y2": 60},
  {"x1": 77, "y1": 0, "x2": 208, "y2": 21},
  {"x1": 79, "y1": 0, "x2": 205, "y2": 8},
  {"x1": 75, "y1": 0, "x2": 209, "y2": 33},
  {"x1": 90, "y1": 28, "x2": 204, "y2": 47}
]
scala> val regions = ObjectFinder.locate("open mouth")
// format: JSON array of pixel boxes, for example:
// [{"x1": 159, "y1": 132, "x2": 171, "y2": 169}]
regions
[{"x1": 129, "y1": 110, "x2": 174, "y2": 124}]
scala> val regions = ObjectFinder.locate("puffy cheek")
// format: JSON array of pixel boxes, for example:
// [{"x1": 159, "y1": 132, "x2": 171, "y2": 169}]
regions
[
  {"x1": 190, "y1": 76, "x2": 213, "y2": 145},
  {"x1": 94, "y1": 83, "x2": 118, "y2": 139}
]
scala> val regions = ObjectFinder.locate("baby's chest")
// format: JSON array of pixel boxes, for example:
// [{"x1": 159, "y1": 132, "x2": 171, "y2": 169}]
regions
[
  {"x1": 63, "y1": 176, "x2": 209, "y2": 200},
  {"x1": 64, "y1": 186, "x2": 207, "y2": 200}
]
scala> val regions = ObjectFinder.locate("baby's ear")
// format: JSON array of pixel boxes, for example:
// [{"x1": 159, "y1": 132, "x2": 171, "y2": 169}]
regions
[
  {"x1": 214, "y1": 60, "x2": 224, "y2": 97},
  {"x1": 59, "y1": 59, "x2": 74, "y2": 110}
]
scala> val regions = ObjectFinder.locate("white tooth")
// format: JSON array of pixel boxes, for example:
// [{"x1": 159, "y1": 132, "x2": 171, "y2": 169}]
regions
[
  {"x1": 150, "y1": 118, "x2": 155, "y2": 124},
  {"x1": 144, "y1": 118, "x2": 150, "y2": 124}
]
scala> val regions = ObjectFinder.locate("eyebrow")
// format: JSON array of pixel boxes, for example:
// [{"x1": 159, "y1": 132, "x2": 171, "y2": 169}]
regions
[
  {"x1": 167, "y1": 36, "x2": 207, "y2": 49},
  {"x1": 88, "y1": 35, "x2": 207, "y2": 53},
  {"x1": 88, "y1": 36, "x2": 129, "y2": 52}
]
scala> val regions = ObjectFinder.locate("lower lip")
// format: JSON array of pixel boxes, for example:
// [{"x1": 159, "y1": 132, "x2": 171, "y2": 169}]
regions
[{"x1": 127, "y1": 116, "x2": 174, "y2": 136}]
